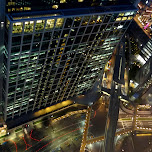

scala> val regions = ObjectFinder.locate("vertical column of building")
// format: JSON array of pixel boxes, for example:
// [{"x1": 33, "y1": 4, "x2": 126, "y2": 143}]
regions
[
  {"x1": 80, "y1": 106, "x2": 92, "y2": 152},
  {"x1": 43, "y1": 18, "x2": 69, "y2": 106},
  {"x1": 25, "y1": 18, "x2": 56, "y2": 112},
  {"x1": 80, "y1": 14, "x2": 116, "y2": 94},
  {"x1": 36, "y1": 18, "x2": 66, "y2": 108},
  {"x1": 0, "y1": 0, "x2": 6, "y2": 121},
  {"x1": 14, "y1": 22, "x2": 26, "y2": 117},
  {"x1": 51, "y1": 17, "x2": 77, "y2": 103},
  {"x1": 103, "y1": 82, "x2": 121, "y2": 152},
  {"x1": 25, "y1": 19, "x2": 47, "y2": 113},
  {"x1": 73, "y1": 15, "x2": 106, "y2": 95},
  {"x1": 0, "y1": 0, "x2": 5, "y2": 47},
  {"x1": 68, "y1": 15, "x2": 94, "y2": 97},
  {"x1": 4, "y1": 18, "x2": 13, "y2": 121}
]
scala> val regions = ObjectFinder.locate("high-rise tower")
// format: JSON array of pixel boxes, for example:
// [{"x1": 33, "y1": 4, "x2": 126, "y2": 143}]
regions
[{"x1": 0, "y1": 0, "x2": 137, "y2": 121}]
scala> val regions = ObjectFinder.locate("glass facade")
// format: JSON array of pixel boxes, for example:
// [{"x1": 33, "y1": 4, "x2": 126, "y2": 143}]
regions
[{"x1": 3, "y1": 8, "x2": 136, "y2": 120}]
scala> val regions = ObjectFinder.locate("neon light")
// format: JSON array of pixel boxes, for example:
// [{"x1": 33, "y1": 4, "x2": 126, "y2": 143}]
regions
[
  {"x1": 21, "y1": 136, "x2": 32, "y2": 150},
  {"x1": 36, "y1": 125, "x2": 93, "y2": 152},
  {"x1": 30, "y1": 130, "x2": 41, "y2": 141},
  {"x1": 36, "y1": 128, "x2": 81, "y2": 152},
  {"x1": 144, "y1": 22, "x2": 150, "y2": 29},
  {"x1": 10, "y1": 140, "x2": 18, "y2": 152},
  {"x1": 93, "y1": 111, "x2": 96, "y2": 118}
]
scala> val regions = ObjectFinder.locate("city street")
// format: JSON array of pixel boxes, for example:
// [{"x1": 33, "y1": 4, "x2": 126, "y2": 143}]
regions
[
  {"x1": 1, "y1": 95, "x2": 152, "y2": 152},
  {"x1": 1, "y1": 114, "x2": 87, "y2": 152},
  {"x1": 117, "y1": 132, "x2": 152, "y2": 152},
  {"x1": 88, "y1": 100, "x2": 107, "y2": 138}
]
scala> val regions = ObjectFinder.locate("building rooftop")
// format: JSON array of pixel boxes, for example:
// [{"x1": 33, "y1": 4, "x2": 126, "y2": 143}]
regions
[{"x1": 7, "y1": 5, "x2": 137, "y2": 21}]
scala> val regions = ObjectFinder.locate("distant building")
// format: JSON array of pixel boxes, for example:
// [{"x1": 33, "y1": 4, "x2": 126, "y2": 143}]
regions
[
  {"x1": 128, "y1": 21, "x2": 152, "y2": 65},
  {"x1": 133, "y1": 57, "x2": 152, "y2": 102},
  {"x1": 127, "y1": 1, "x2": 152, "y2": 103}
]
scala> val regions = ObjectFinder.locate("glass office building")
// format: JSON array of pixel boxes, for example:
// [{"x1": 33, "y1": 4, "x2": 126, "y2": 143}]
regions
[{"x1": 0, "y1": 1, "x2": 137, "y2": 120}]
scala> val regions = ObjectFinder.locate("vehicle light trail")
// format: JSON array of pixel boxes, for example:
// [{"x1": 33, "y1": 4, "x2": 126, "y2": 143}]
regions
[
  {"x1": 94, "y1": 111, "x2": 96, "y2": 118},
  {"x1": 22, "y1": 136, "x2": 32, "y2": 150},
  {"x1": 35, "y1": 124, "x2": 93, "y2": 152},
  {"x1": 30, "y1": 130, "x2": 41, "y2": 141},
  {"x1": 36, "y1": 128, "x2": 81, "y2": 152}
]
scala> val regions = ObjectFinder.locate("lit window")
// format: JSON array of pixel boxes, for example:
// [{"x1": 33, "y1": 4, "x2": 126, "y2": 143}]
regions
[
  {"x1": 82, "y1": 16, "x2": 90, "y2": 25},
  {"x1": 8, "y1": 9, "x2": 11, "y2": 12},
  {"x1": 130, "y1": 12, "x2": 134, "y2": 15},
  {"x1": 8, "y1": 2, "x2": 15, "y2": 6},
  {"x1": 60, "y1": 0, "x2": 66, "y2": 3},
  {"x1": 6, "y1": 19, "x2": 10, "y2": 29},
  {"x1": 97, "y1": 16, "x2": 102, "y2": 23},
  {"x1": 122, "y1": 17, "x2": 127, "y2": 21},
  {"x1": 127, "y1": 16, "x2": 133, "y2": 20},
  {"x1": 119, "y1": 13, "x2": 124, "y2": 16},
  {"x1": 24, "y1": 21, "x2": 34, "y2": 33},
  {"x1": 35, "y1": 20, "x2": 45, "y2": 32},
  {"x1": 24, "y1": 7, "x2": 31, "y2": 11},
  {"x1": 75, "y1": 17, "x2": 81, "y2": 21},
  {"x1": 64, "y1": 34, "x2": 68, "y2": 37},
  {"x1": 89, "y1": 16, "x2": 97, "y2": 24},
  {"x1": 46, "y1": 19, "x2": 55, "y2": 30},
  {"x1": 117, "y1": 25, "x2": 123, "y2": 29},
  {"x1": 78, "y1": 0, "x2": 84, "y2": 2},
  {"x1": 52, "y1": 5, "x2": 58, "y2": 9},
  {"x1": 16, "y1": 7, "x2": 23, "y2": 11},
  {"x1": 125, "y1": 12, "x2": 131, "y2": 16},
  {"x1": 12, "y1": 22, "x2": 23, "y2": 34},
  {"x1": 56, "y1": 18, "x2": 64, "y2": 28},
  {"x1": 116, "y1": 17, "x2": 121, "y2": 21},
  {"x1": 12, "y1": 8, "x2": 15, "y2": 11}
]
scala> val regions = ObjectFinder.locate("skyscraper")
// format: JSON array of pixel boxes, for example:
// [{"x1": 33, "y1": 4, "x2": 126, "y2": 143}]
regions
[{"x1": 0, "y1": 0, "x2": 137, "y2": 121}]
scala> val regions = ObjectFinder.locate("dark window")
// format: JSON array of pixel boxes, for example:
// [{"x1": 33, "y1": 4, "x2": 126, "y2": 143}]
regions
[
  {"x1": 22, "y1": 44, "x2": 30, "y2": 53},
  {"x1": 23, "y1": 35, "x2": 32, "y2": 44},
  {"x1": 74, "y1": 36, "x2": 82, "y2": 44},
  {"x1": 11, "y1": 46, "x2": 20, "y2": 53},
  {"x1": 32, "y1": 43, "x2": 40, "y2": 52},
  {"x1": 78, "y1": 27, "x2": 86, "y2": 35},
  {"x1": 12, "y1": 36, "x2": 21, "y2": 46},
  {"x1": 41, "y1": 41, "x2": 49, "y2": 50},
  {"x1": 104, "y1": 14, "x2": 112, "y2": 23},
  {"x1": 34, "y1": 33, "x2": 42, "y2": 42},
  {"x1": 64, "y1": 18, "x2": 73, "y2": 28},
  {"x1": 43, "y1": 32, "x2": 52, "y2": 41},
  {"x1": 86, "y1": 26, "x2": 93, "y2": 34},
  {"x1": 93, "y1": 25, "x2": 100, "y2": 33}
]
